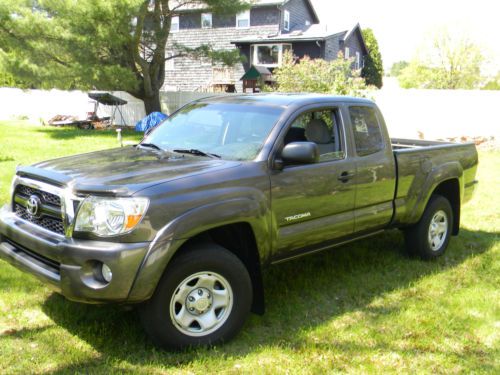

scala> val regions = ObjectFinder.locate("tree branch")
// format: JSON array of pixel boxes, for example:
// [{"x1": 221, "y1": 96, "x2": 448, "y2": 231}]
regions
[{"x1": 0, "y1": 24, "x2": 70, "y2": 68}]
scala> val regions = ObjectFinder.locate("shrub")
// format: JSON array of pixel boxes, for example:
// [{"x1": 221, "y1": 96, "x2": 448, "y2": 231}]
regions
[{"x1": 272, "y1": 51, "x2": 369, "y2": 97}]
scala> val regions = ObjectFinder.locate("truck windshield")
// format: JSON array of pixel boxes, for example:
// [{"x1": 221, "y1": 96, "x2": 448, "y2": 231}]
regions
[{"x1": 143, "y1": 103, "x2": 283, "y2": 161}]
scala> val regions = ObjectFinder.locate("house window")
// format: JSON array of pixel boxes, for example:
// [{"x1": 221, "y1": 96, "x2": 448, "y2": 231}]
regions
[
  {"x1": 166, "y1": 52, "x2": 175, "y2": 71},
  {"x1": 345, "y1": 47, "x2": 350, "y2": 59},
  {"x1": 355, "y1": 52, "x2": 361, "y2": 69},
  {"x1": 171, "y1": 16, "x2": 179, "y2": 33},
  {"x1": 251, "y1": 44, "x2": 292, "y2": 67},
  {"x1": 283, "y1": 10, "x2": 290, "y2": 31},
  {"x1": 236, "y1": 10, "x2": 250, "y2": 28},
  {"x1": 201, "y1": 13, "x2": 212, "y2": 29}
]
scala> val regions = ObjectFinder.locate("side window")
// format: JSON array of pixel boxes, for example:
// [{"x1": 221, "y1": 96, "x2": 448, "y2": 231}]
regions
[
  {"x1": 349, "y1": 106, "x2": 384, "y2": 156},
  {"x1": 284, "y1": 108, "x2": 344, "y2": 162}
]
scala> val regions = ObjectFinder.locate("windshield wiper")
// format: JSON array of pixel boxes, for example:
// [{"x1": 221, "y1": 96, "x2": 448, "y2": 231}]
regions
[
  {"x1": 137, "y1": 143, "x2": 163, "y2": 151},
  {"x1": 173, "y1": 149, "x2": 221, "y2": 159}
]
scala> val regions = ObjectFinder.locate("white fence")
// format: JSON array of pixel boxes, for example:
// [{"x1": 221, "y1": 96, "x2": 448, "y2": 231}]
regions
[
  {"x1": 372, "y1": 82, "x2": 500, "y2": 140},
  {"x1": 0, "y1": 88, "x2": 146, "y2": 126},
  {"x1": 1, "y1": 86, "x2": 499, "y2": 141},
  {"x1": 160, "y1": 87, "x2": 500, "y2": 140}
]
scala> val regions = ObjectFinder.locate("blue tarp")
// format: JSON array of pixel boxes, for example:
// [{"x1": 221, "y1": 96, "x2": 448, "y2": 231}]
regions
[{"x1": 135, "y1": 112, "x2": 168, "y2": 132}]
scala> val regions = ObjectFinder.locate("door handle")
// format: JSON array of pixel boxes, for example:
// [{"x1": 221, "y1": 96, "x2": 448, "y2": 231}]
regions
[{"x1": 338, "y1": 171, "x2": 355, "y2": 183}]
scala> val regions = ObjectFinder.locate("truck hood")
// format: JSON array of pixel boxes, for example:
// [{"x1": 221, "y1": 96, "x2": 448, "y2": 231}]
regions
[{"x1": 17, "y1": 146, "x2": 240, "y2": 195}]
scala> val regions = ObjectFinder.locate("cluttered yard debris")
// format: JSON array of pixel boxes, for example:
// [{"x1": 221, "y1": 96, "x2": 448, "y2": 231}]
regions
[
  {"x1": 45, "y1": 92, "x2": 128, "y2": 130},
  {"x1": 437, "y1": 135, "x2": 497, "y2": 148}
]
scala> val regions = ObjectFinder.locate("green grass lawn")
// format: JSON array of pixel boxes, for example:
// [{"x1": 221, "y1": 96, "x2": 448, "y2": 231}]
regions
[{"x1": 0, "y1": 121, "x2": 498, "y2": 374}]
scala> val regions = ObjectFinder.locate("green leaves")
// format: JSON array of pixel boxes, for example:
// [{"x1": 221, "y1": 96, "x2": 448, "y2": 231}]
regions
[
  {"x1": 0, "y1": 0, "x2": 249, "y2": 112},
  {"x1": 361, "y1": 28, "x2": 384, "y2": 89},
  {"x1": 0, "y1": 0, "x2": 142, "y2": 90},
  {"x1": 272, "y1": 50, "x2": 369, "y2": 97}
]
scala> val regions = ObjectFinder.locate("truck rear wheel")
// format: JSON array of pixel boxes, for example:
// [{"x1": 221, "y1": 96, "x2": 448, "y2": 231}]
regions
[
  {"x1": 404, "y1": 194, "x2": 453, "y2": 260},
  {"x1": 139, "y1": 243, "x2": 252, "y2": 350}
]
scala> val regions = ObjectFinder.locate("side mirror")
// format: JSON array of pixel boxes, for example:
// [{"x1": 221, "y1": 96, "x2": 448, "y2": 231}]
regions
[{"x1": 281, "y1": 142, "x2": 319, "y2": 164}]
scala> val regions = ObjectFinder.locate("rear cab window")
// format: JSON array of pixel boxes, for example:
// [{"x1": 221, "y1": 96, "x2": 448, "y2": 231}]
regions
[{"x1": 348, "y1": 106, "x2": 384, "y2": 156}]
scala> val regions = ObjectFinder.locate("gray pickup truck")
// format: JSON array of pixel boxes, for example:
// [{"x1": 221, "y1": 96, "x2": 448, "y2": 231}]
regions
[{"x1": 0, "y1": 94, "x2": 478, "y2": 349}]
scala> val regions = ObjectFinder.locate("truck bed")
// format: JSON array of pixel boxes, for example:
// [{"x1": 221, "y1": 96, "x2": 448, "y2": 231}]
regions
[{"x1": 390, "y1": 138, "x2": 478, "y2": 227}]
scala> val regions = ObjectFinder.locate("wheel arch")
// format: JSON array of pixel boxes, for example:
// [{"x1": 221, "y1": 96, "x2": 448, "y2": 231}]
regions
[
  {"x1": 174, "y1": 222, "x2": 265, "y2": 314},
  {"x1": 432, "y1": 179, "x2": 460, "y2": 235},
  {"x1": 128, "y1": 199, "x2": 270, "y2": 314},
  {"x1": 409, "y1": 161, "x2": 463, "y2": 232}
]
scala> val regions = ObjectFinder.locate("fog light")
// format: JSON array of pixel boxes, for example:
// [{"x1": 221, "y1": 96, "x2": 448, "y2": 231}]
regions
[{"x1": 101, "y1": 263, "x2": 112, "y2": 283}]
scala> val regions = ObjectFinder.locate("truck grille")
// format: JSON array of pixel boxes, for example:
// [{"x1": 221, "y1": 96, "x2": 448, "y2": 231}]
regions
[
  {"x1": 13, "y1": 184, "x2": 65, "y2": 235},
  {"x1": 16, "y1": 184, "x2": 61, "y2": 206}
]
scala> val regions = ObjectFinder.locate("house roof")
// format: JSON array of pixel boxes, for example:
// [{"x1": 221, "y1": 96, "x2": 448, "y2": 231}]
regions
[
  {"x1": 231, "y1": 23, "x2": 352, "y2": 44},
  {"x1": 170, "y1": 0, "x2": 319, "y2": 23},
  {"x1": 231, "y1": 23, "x2": 368, "y2": 54}
]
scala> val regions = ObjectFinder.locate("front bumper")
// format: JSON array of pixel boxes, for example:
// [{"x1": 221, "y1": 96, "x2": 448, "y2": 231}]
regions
[{"x1": 0, "y1": 205, "x2": 152, "y2": 304}]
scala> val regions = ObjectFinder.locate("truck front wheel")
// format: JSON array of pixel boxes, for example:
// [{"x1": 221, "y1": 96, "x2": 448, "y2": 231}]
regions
[
  {"x1": 139, "y1": 243, "x2": 252, "y2": 350},
  {"x1": 404, "y1": 194, "x2": 453, "y2": 260}
]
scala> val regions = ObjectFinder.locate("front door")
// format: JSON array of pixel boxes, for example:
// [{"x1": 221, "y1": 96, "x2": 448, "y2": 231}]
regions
[{"x1": 270, "y1": 107, "x2": 356, "y2": 260}]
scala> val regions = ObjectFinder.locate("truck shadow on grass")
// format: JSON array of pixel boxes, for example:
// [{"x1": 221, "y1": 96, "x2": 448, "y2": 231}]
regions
[{"x1": 40, "y1": 228, "x2": 497, "y2": 373}]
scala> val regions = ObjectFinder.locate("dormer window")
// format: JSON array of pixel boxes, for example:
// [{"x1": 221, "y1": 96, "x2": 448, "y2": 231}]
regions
[
  {"x1": 236, "y1": 10, "x2": 250, "y2": 28},
  {"x1": 284, "y1": 10, "x2": 290, "y2": 31},
  {"x1": 171, "y1": 16, "x2": 179, "y2": 33},
  {"x1": 201, "y1": 13, "x2": 212, "y2": 29}
]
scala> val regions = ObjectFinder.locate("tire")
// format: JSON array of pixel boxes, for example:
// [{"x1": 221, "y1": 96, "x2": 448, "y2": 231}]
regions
[
  {"x1": 139, "y1": 243, "x2": 252, "y2": 350},
  {"x1": 404, "y1": 194, "x2": 453, "y2": 260}
]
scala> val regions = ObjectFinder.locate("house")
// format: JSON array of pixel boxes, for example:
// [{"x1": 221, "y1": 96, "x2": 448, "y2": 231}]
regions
[{"x1": 164, "y1": 0, "x2": 368, "y2": 92}]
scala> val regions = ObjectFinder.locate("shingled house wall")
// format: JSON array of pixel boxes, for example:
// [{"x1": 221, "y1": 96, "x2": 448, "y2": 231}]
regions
[
  {"x1": 164, "y1": 8, "x2": 280, "y2": 92},
  {"x1": 163, "y1": 1, "x2": 365, "y2": 92},
  {"x1": 282, "y1": 0, "x2": 316, "y2": 32}
]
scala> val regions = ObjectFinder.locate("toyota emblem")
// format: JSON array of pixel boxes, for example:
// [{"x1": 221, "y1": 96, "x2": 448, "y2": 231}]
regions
[{"x1": 26, "y1": 195, "x2": 42, "y2": 218}]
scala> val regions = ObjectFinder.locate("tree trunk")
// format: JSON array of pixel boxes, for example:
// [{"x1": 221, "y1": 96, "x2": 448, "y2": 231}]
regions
[{"x1": 143, "y1": 89, "x2": 162, "y2": 114}]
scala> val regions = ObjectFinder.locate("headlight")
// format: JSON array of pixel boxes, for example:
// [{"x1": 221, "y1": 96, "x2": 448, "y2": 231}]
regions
[{"x1": 74, "y1": 197, "x2": 149, "y2": 237}]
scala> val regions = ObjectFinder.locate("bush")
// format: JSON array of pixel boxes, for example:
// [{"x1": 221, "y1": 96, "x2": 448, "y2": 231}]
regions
[{"x1": 272, "y1": 51, "x2": 369, "y2": 97}]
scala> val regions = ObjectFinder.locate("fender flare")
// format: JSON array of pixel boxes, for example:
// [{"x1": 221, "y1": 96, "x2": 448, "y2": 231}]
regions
[
  {"x1": 128, "y1": 198, "x2": 271, "y2": 302},
  {"x1": 408, "y1": 161, "x2": 463, "y2": 224}
]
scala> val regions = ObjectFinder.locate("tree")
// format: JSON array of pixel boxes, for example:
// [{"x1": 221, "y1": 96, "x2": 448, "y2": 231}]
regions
[
  {"x1": 361, "y1": 28, "x2": 383, "y2": 88},
  {"x1": 0, "y1": 70, "x2": 22, "y2": 88},
  {"x1": 0, "y1": 58, "x2": 30, "y2": 88},
  {"x1": 397, "y1": 28, "x2": 484, "y2": 89},
  {"x1": 0, "y1": 0, "x2": 248, "y2": 113},
  {"x1": 389, "y1": 61, "x2": 409, "y2": 77},
  {"x1": 271, "y1": 51, "x2": 368, "y2": 96}
]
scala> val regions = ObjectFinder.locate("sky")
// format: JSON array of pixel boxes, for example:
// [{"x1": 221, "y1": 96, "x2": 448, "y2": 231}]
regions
[{"x1": 311, "y1": 0, "x2": 500, "y2": 74}]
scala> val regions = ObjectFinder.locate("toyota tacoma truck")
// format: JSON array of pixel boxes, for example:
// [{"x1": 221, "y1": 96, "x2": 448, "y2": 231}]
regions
[{"x1": 0, "y1": 94, "x2": 478, "y2": 349}]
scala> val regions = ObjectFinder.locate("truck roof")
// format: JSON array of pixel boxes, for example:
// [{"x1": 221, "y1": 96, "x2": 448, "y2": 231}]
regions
[{"x1": 196, "y1": 93, "x2": 374, "y2": 108}]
